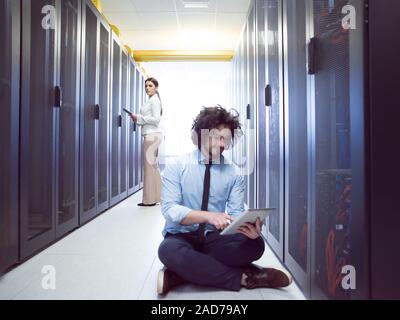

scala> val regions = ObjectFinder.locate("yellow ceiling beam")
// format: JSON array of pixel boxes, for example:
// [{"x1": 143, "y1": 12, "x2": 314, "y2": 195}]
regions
[
  {"x1": 133, "y1": 50, "x2": 234, "y2": 62},
  {"x1": 91, "y1": 0, "x2": 103, "y2": 13},
  {"x1": 110, "y1": 25, "x2": 120, "y2": 37}
]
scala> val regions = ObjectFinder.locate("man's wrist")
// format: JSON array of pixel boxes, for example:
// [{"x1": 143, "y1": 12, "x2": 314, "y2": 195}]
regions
[{"x1": 203, "y1": 211, "x2": 210, "y2": 224}]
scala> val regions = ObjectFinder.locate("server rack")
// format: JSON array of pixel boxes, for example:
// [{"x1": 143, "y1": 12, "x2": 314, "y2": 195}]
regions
[
  {"x1": 110, "y1": 34, "x2": 130, "y2": 206},
  {"x1": 120, "y1": 51, "x2": 129, "y2": 200},
  {"x1": 127, "y1": 60, "x2": 138, "y2": 196},
  {"x1": 80, "y1": 0, "x2": 110, "y2": 224},
  {"x1": 247, "y1": 5, "x2": 257, "y2": 210},
  {"x1": 57, "y1": 0, "x2": 82, "y2": 237},
  {"x1": 1, "y1": 0, "x2": 144, "y2": 274},
  {"x1": 20, "y1": 0, "x2": 82, "y2": 259},
  {"x1": 0, "y1": 0, "x2": 20, "y2": 274},
  {"x1": 367, "y1": 0, "x2": 400, "y2": 299},
  {"x1": 232, "y1": 0, "x2": 400, "y2": 299},
  {"x1": 283, "y1": 0, "x2": 311, "y2": 295},
  {"x1": 139, "y1": 75, "x2": 145, "y2": 188},
  {"x1": 134, "y1": 69, "x2": 140, "y2": 189},
  {"x1": 255, "y1": 0, "x2": 267, "y2": 210},
  {"x1": 264, "y1": 0, "x2": 285, "y2": 261}
]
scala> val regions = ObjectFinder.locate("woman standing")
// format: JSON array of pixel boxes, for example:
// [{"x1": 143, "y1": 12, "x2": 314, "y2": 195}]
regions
[{"x1": 129, "y1": 78, "x2": 163, "y2": 207}]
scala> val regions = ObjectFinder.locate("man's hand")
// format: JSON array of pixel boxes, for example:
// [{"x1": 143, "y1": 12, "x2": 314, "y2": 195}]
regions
[
  {"x1": 206, "y1": 212, "x2": 234, "y2": 230},
  {"x1": 237, "y1": 217, "x2": 262, "y2": 239}
]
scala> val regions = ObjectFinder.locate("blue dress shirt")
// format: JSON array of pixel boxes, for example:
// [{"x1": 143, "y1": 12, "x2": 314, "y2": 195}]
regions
[{"x1": 161, "y1": 149, "x2": 245, "y2": 236}]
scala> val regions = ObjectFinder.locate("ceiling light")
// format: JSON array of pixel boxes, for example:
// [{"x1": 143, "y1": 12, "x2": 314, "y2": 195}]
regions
[{"x1": 182, "y1": 0, "x2": 210, "y2": 9}]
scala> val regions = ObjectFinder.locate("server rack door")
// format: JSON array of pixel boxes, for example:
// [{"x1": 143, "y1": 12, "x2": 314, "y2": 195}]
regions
[
  {"x1": 20, "y1": 0, "x2": 58, "y2": 258},
  {"x1": 120, "y1": 52, "x2": 129, "y2": 198},
  {"x1": 140, "y1": 76, "x2": 145, "y2": 187},
  {"x1": 242, "y1": 25, "x2": 249, "y2": 205},
  {"x1": 368, "y1": 0, "x2": 400, "y2": 299},
  {"x1": 128, "y1": 62, "x2": 136, "y2": 195},
  {"x1": 97, "y1": 20, "x2": 110, "y2": 212},
  {"x1": 80, "y1": 1, "x2": 99, "y2": 224},
  {"x1": 236, "y1": 54, "x2": 242, "y2": 170},
  {"x1": 255, "y1": 0, "x2": 267, "y2": 209},
  {"x1": 56, "y1": 0, "x2": 81, "y2": 237},
  {"x1": 247, "y1": 6, "x2": 257, "y2": 209},
  {"x1": 110, "y1": 38, "x2": 121, "y2": 206},
  {"x1": 134, "y1": 69, "x2": 140, "y2": 188},
  {"x1": 309, "y1": 0, "x2": 364, "y2": 300},
  {"x1": 0, "y1": 0, "x2": 20, "y2": 273},
  {"x1": 283, "y1": 0, "x2": 310, "y2": 295},
  {"x1": 264, "y1": 0, "x2": 285, "y2": 260},
  {"x1": 235, "y1": 48, "x2": 243, "y2": 174},
  {"x1": 240, "y1": 38, "x2": 246, "y2": 181},
  {"x1": 230, "y1": 57, "x2": 236, "y2": 164},
  {"x1": 233, "y1": 57, "x2": 239, "y2": 167}
]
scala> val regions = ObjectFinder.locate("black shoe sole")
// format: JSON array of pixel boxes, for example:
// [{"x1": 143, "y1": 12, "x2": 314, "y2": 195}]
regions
[{"x1": 137, "y1": 203, "x2": 157, "y2": 207}]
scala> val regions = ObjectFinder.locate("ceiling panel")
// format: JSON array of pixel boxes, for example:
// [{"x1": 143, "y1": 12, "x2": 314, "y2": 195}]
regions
[
  {"x1": 215, "y1": 13, "x2": 247, "y2": 31},
  {"x1": 216, "y1": 0, "x2": 251, "y2": 13},
  {"x1": 106, "y1": 12, "x2": 178, "y2": 30},
  {"x1": 175, "y1": 0, "x2": 217, "y2": 13},
  {"x1": 131, "y1": 0, "x2": 176, "y2": 12},
  {"x1": 101, "y1": 0, "x2": 136, "y2": 12},
  {"x1": 178, "y1": 12, "x2": 216, "y2": 29},
  {"x1": 100, "y1": 0, "x2": 251, "y2": 51}
]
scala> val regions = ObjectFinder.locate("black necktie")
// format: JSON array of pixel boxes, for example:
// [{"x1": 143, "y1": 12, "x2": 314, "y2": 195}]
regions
[{"x1": 198, "y1": 162, "x2": 212, "y2": 242}]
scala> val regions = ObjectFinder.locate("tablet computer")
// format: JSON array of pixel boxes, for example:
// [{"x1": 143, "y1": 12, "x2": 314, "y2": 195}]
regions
[
  {"x1": 123, "y1": 108, "x2": 133, "y2": 116},
  {"x1": 220, "y1": 208, "x2": 275, "y2": 235}
]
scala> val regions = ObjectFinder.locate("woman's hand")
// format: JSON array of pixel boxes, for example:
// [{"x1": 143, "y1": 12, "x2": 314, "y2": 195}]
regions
[
  {"x1": 237, "y1": 217, "x2": 262, "y2": 239},
  {"x1": 129, "y1": 114, "x2": 138, "y2": 123}
]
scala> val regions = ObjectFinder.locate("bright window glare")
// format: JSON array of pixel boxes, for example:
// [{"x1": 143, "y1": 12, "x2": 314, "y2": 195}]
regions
[{"x1": 141, "y1": 61, "x2": 231, "y2": 157}]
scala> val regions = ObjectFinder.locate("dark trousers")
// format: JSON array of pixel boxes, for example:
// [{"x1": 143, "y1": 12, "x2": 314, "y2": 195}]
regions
[{"x1": 158, "y1": 231, "x2": 265, "y2": 291}]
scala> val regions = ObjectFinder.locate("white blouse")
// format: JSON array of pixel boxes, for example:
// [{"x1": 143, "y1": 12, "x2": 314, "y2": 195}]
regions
[{"x1": 137, "y1": 94, "x2": 162, "y2": 136}]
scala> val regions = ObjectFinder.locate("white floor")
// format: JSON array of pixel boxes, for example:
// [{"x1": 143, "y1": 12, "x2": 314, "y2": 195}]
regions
[{"x1": 0, "y1": 191, "x2": 305, "y2": 300}]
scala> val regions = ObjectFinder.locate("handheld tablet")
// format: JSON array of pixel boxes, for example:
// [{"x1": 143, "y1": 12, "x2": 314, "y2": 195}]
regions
[
  {"x1": 220, "y1": 208, "x2": 275, "y2": 235},
  {"x1": 123, "y1": 108, "x2": 132, "y2": 116}
]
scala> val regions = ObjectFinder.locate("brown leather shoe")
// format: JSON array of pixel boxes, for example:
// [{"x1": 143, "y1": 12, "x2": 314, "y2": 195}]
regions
[
  {"x1": 157, "y1": 267, "x2": 186, "y2": 295},
  {"x1": 243, "y1": 266, "x2": 293, "y2": 289}
]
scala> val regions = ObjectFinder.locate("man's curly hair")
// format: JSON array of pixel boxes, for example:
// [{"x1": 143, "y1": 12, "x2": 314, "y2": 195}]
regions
[{"x1": 191, "y1": 106, "x2": 242, "y2": 149}]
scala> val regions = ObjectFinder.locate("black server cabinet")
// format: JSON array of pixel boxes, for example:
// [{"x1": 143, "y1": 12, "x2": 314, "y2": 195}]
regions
[
  {"x1": 247, "y1": 5, "x2": 257, "y2": 209},
  {"x1": 80, "y1": 0, "x2": 110, "y2": 224},
  {"x1": 237, "y1": 30, "x2": 247, "y2": 201},
  {"x1": 110, "y1": 35, "x2": 129, "y2": 206},
  {"x1": 264, "y1": 0, "x2": 285, "y2": 260},
  {"x1": 110, "y1": 35, "x2": 121, "y2": 206},
  {"x1": 308, "y1": 0, "x2": 400, "y2": 300},
  {"x1": 308, "y1": 0, "x2": 367, "y2": 300},
  {"x1": 368, "y1": 0, "x2": 400, "y2": 299},
  {"x1": 127, "y1": 61, "x2": 137, "y2": 196},
  {"x1": 242, "y1": 25, "x2": 249, "y2": 206},
  {"x1": 137, "y1": 73, "x2": 144, "y2": 188},
  {"x1": 57, "y1": 0, "x2": 82, "y2": 237},
  {"x1": 0, "y1": 0, "x2": 20, "y2": 273},
  {"x1": 134, "y1": 69, "x2": 140, "y2": 188},
  {"x1": 141, "y1": 75, "x2": 145, "y2": 187},
  {"x1": 283, "y1": 0, "x2": 311, "y2": 295},
  {"x1": 120, "y1": 52, "x2": 129, "y2": 199},
  {"x1": 20, "y1": 0, "x2": 81, "y2": 259},
  {"x1": 255, "y1": 0, "x2": 267, "y2": 210}
]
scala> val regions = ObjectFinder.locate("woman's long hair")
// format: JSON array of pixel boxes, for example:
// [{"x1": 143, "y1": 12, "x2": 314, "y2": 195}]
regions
[{"x1": 145, "y1": 77, "x2": 163, "y2": 116}]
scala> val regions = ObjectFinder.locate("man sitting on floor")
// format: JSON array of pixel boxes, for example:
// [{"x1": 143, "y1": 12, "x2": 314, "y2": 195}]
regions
[{"x1": 157, "y1": 106, "x2": 292, "y2": 295}]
